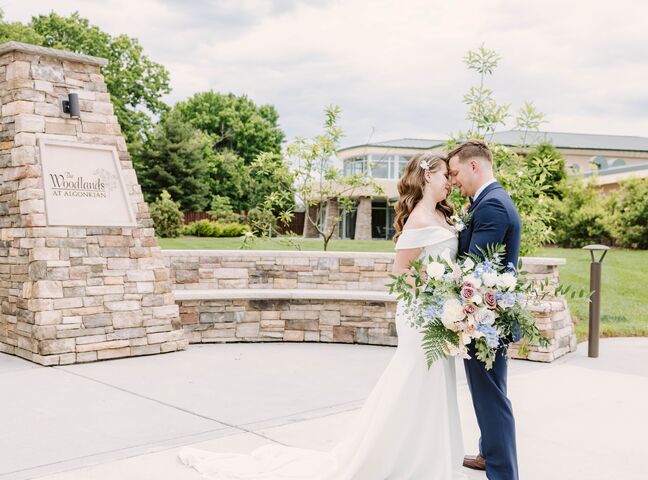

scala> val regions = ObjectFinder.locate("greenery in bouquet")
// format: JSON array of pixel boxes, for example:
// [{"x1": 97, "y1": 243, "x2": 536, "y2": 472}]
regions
[{"x1": 387, "y1": 244, "x2": 552, "y2": 370}]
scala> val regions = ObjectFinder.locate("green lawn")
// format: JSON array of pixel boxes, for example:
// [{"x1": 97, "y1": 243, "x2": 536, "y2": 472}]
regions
[
  {"x1": 158, "y1": 236, "x2": 396, "y2": 252},
  {"x1": 538, "y1": 247, "x2": 648, "y2": 342},
  {"x1": 159, "y1": 236, "x2": 648, "y2": 341}
]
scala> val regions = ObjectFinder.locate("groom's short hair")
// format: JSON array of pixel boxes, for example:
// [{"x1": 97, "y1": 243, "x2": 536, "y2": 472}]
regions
[{"x1": 446, "y1": 140, "x2": 493, "y2": 164}]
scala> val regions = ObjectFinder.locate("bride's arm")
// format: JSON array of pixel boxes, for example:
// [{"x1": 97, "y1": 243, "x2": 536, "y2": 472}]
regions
[{"x1": 392, "y1": 248, "x2": 422, "y2": 287}]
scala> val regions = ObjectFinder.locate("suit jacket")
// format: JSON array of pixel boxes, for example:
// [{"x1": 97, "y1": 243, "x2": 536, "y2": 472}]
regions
[{"x1": 458, "y1": 181, "x2": 522, "y2": 271}]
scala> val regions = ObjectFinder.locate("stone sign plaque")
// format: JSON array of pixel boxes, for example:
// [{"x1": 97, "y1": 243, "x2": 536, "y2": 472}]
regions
[{"x1": 39, "y1": 140, "x2": 137, "y2": 227}]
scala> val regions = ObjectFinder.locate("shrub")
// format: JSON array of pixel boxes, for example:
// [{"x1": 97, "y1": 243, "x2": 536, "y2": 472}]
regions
[
  {"x1": 524, "y1": 142, "x2": 567, "y2": 199},
  {"x1": 247, "y1": 207, "x2": 278, "y2": 236},
  {"x1": 183, "y1": 219, "x2": 250, "y2": 237},
  {"x1": 491, "y1": 144, "x2": 555, "y2": 255},
  {"x1": 150, "y1": 190, "x2": 184, "y2": 238},
  {"x1": 611, "y1": 178, "x2": 648, "y2": 249},
  {"x1": 207, "y1": 195, "x2": 242, "y2": 223},
  {"x1": 549, "y1": 177, "x2": 613, "y2": 248}
]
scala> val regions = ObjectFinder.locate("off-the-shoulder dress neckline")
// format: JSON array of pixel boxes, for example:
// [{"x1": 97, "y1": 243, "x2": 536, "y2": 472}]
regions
[{"x1": 402, "y1": 224, "x2": 456, "y2": 235}]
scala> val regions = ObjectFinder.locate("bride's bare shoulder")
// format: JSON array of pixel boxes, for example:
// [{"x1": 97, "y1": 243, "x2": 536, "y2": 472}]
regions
[{"x1": 402, "y1": 215, "x2": 436, "y2": 231}]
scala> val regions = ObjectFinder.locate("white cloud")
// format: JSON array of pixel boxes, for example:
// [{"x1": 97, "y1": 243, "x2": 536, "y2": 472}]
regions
[{"x1": 4, "y1": 0, "x2": 648, "y2": 147}]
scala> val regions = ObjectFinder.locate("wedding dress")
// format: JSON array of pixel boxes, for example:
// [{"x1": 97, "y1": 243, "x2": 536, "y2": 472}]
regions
[{"x1": 179, "y1": 226, "x2": 467, "y2": 479}]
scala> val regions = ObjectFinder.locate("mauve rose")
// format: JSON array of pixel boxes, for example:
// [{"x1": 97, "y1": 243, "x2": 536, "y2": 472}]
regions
[
  {"x1": 461, "y1": 286, "x2": 475, "y2": 299},
  {"x1": 463, "y1": 304, "x2": 477, "y2": 315},
  {"x1": 484, "y1": 290, "x2": 497, "y2": 309},
  {"x1": 462, "y1": 281, "x2": 475, "y2": 289}
]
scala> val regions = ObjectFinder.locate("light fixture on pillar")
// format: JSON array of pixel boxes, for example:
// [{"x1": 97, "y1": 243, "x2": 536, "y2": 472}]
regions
[{"x1": 62, "y1": 93, "x2": 80, "y2": 118}]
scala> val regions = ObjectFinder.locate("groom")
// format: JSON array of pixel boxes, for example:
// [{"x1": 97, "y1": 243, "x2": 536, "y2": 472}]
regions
[{"x1": 447, "y1": 140, "x2": 522, "y2": 480}]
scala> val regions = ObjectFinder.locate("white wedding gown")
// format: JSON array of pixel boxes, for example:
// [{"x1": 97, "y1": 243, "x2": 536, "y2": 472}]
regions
[{"x1": 179, "y1": 226, "x2": 467, "y2": 479}]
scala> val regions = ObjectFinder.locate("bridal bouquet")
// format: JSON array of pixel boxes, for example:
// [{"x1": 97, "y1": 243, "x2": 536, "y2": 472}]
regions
[{"x1": 387, "y1": 245, "x2": 552, "y2": 370}]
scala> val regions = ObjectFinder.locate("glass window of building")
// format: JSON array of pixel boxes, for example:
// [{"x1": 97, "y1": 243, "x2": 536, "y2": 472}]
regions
[
  {"x1": 370, "y1": 154, "x2": 390, "y2": 178},
  {"x1": 338, "y1": 200, "x2": 358, "y2": 239},
  {"x1": 343, "y1": 156, "x2": 368, "y2": 176},
  {"x1": 371, "y1": 199, "x2": 396, "y2": 239},
  {"x1": 397, "y1": 155, "x2": 410, "y2": 177}
]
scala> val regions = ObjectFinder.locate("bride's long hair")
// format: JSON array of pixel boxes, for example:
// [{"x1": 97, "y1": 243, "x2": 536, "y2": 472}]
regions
[{"x1": 393, "y1": 152, "x2": 454, "y2": 243}]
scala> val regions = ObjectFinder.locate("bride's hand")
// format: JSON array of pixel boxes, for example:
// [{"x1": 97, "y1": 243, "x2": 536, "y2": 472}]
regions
[{"x1": 393, "y1": 248, "x2": 422, "y2": 288}]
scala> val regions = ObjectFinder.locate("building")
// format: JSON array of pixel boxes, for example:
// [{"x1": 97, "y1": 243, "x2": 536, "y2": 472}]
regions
[{"x1": 305, "y1": 130, "x2": 648, "y2": 241}]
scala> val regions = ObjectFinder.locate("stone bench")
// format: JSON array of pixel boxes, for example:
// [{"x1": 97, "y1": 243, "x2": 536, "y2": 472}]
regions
[
  {"x1": 169, "y1": 252, "x2": 576, "y2": 362},
  {"x1": 174, "y1": 288, "x2": 399, "y2": 346}
]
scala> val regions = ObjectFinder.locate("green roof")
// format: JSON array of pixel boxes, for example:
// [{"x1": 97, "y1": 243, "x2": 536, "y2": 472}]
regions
[
  {"x1": 491, "y1": 130, "x2": 648, "y2": 152},
  {"x1": 579, "y1": 162, "x2": 648, "y2": 177},
  {"x1": 338, "y1": 138, "x2": 445, "y2": 152},
  {"x1": 339, "y1": 131, "x2": 648, "y2": 153}
]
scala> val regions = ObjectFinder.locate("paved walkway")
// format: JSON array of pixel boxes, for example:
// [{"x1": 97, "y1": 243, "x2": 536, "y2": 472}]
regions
[{"x1": 1, "y1": 338, "x2": 646, "y2": 480}]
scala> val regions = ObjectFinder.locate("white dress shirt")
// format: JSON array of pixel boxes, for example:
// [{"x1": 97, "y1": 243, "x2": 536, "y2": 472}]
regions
[{"x1": 472, "y1": 179, "x2": 498, "y2": 203}]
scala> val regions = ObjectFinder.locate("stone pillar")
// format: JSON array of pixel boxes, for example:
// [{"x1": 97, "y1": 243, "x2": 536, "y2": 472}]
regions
[
  {"x1": 508, "y1": 257, "x2": 577, "y2": 362},
  {"x1": 0, "y1": 41, "x2": 186, "y2": 366},
  {"x1": 324, "y1": 197, "x2": 339, "y2": 240},
  {"x1": 302, "y1": 204, "x2": 319, "y2": 238},
  {"x1": 354, "y1": 196, "x2": 372, "y2": 240}
]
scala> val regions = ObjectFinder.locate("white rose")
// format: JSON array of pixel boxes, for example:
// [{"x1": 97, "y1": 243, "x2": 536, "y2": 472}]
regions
[
  {"x1": 426, "y1": 261, "x2": 445, "y2": 280},
  {"x1": 471, "y1": 294, "x2": 483, "y2": 305},
  {"x1": 498, "y1": 272, "x2": 517, "y2": 291},
  {"x1": 482, "y1": 271, "x2": 497, "y2": 287},
  {"x1": 478, "y1": 308, "x2": 496, "y2": 326},
  {"x1": 441, "y1": 298, "x2": 464, "y2": 330},
  {"x1": 463, "y1": 274, "x2": 482, "y2": 288}
]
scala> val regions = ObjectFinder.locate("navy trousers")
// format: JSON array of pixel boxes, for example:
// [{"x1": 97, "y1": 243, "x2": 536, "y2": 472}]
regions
[{"x1": 464, "y1": 344, "x2": 519, "y2": 480}]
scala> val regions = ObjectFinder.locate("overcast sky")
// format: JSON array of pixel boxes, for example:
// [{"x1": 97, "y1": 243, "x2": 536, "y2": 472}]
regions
[{"x1": 4, "y1": 0, "x2": 648, "y2": 148}]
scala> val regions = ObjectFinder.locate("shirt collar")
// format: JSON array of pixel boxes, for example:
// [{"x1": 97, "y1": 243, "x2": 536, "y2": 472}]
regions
[{"x1": 473, "y1": 179, "x2": 497, "y2": 203}]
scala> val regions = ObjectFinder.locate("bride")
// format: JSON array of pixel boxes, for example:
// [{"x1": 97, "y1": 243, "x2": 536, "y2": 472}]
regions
[{"x1": 178, "y1": 152, "x2": 467, "y2": 479}]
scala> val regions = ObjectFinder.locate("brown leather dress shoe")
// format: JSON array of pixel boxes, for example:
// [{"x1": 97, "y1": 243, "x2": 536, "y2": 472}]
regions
[{"x1": 463, "y1": 454, "x2": 486, "y2": 470}]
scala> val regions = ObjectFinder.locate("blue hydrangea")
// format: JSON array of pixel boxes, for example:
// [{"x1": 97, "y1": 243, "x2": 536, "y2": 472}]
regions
[
  {"x1": 496, "y1": 291, "x2": 517, "y2": 309},
  {"x1": 474, "y1": 260, "x2": 497, "y2": 278},
  {"x1": 423, "y1": 304, "x2": 442, "y2": 319},
  {"x1": 422, "y1": 298, "x2": 445, "y2": 319},
  {"x1": 477, "y1": 323, "x2": 500, "y2": 348}
]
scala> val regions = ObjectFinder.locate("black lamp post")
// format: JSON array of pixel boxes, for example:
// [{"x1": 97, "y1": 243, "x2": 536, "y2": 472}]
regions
[{"x1": 582, "y1": 244, "x2": 609, "y2": 358}]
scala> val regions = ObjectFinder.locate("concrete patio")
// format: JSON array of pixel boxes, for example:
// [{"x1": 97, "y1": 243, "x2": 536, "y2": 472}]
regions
[{"x1": 1, "y1": 338, "x2": 646, "y2": 480}]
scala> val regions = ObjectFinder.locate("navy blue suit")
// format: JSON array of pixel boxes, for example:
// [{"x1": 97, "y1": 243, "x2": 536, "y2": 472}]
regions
[{"x1": 459, "y1": 181, "x2": 521, "y2": 480}]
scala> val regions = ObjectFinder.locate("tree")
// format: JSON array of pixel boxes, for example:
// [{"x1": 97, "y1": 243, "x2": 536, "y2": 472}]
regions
[
  {"x1": 248, "y1": 152, "x2": 295, "y2": 214},
  {"x1": 611, "y1": 178, "x2": 648, "y2": 249},
  {"x1": 549, "y1": 178, "x2": 612, "y2": 248},
  {"x1": 286, "y1": 105, "x2": 383, "y2": 251},
  {"x1": 173, "y1": 91, "x2": 285, "y2": 164},
  {"x1": 241, "y1": 152, "x2": 297, "y2": 242},
  {"x1": 206, "y1": 151, "x2": 252, "y2": 212},
  {"x1": 461, "y1": 44, "x2": 510, "y2": 139},
  {"x1": 207, "y1": 195, "x2": 241, "y2": 223},
  {"x1": 515, "y1": 101, "x2": 547, "y2": 149},
  {"x1": 171, "y1": 92, "x2": 292, "y2": 215},
  {"x1": 29, "y1": 12, "x2": 170, "y2": 144},
  {"x1": 137, "y1": 111, "x2": 212, "y2": 212},
  {"x1": 0, "y1": 11, "x2": 43, "y2": 44},
  {"x1": 492, "y1": 144, "x2": 555, "y2": 254},
  {"x1": 525, "y1": 143, "x2": 567, "y2": 199},
  {"x1": 448, "y1": 45, "x2": 554, "y2": 255},
  {"x1": 149, "y1": 190, "x2": 185, "y2": 238}
]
